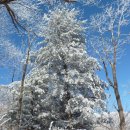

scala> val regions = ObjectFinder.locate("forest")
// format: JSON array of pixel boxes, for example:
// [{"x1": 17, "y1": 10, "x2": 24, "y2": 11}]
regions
[{"x1": 0, "y1": 0, "x2": 130, "y2": 130}]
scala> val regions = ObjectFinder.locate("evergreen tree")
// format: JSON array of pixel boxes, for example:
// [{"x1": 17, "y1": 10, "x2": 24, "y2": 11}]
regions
[{"x1": 9, "y1": 7, "x2": 107, "y2": 130}]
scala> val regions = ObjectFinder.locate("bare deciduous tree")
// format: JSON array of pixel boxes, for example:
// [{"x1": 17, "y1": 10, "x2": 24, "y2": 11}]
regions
[
  {"x1": 18, "y1": 32, "x2": 36, "y2": 130},
  {"x1": 88, "y1": 0, "x2": 130, "y2": 130}
]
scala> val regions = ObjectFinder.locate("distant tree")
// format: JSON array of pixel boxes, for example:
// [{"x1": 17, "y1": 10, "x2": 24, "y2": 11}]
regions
[
  {"x1": 88, "y1": 0, "x2": 130, "y2": 130},
  {"x1": 0, "y1": 81, "x2": 21, "y2": 130}
]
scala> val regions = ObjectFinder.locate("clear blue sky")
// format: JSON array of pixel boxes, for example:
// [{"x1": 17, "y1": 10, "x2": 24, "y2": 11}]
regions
[{"x1": 0, "y1": 1, "x2": 130, "y2": 112}]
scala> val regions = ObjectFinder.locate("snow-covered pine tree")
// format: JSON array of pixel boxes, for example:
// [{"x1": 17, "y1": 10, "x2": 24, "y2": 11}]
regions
[
  {"x1": 34, "y1": 7, "x2": 107, "y2": 129},
  {"x1": 8, "y1": 7, "x2": 107, "y2": 130}
]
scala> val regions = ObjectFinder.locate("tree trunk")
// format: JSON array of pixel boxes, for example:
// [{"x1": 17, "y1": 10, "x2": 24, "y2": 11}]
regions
[
  {"x1": 18, "y1": 33, "x2": 31, "y2": 130},
  {"x1": 112, "y1": 46, "x2": 126, "y2": 130},
  {"x1": 112, "y1": 64, "x2": 126, "y2": 130},
  {"x1": 11, "y1": 68, "x2": 15, "y2": 82}
]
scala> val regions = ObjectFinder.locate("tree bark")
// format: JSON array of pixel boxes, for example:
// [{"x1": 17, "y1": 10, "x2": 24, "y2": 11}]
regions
[
  {"x1": 112, "y1": 64, "x2": 126, "y2": 130},
  {"x1": 11, "y1": 68, "x2": 15, "y2": 82},
  {"x1": 18, "y1": 33, "x2": 31, "y2": 130},
  {"x1": 0, "y1": 0, "x2": 15, "y2": 5},
  {"x1": 112, "y1": 46, "x2": 126, "y2": 130}
]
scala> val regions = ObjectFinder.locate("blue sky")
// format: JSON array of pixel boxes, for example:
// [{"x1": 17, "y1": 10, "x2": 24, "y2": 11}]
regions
[{"x1": 0, "y1": 1, "x2": 130, "y2": 112}]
